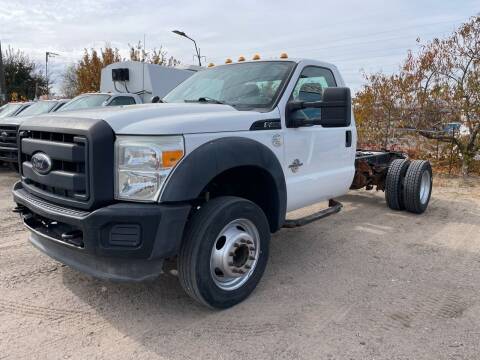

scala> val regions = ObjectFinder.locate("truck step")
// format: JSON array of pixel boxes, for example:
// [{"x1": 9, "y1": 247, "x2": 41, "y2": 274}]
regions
[{"x1": 283, "y1": 199, "x2": 343, "y2": 228}]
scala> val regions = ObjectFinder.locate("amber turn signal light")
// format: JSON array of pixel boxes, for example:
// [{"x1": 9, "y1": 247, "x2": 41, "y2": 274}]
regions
[{"x1": 162, "y1": 150, "x2": 183, "y2": 167}]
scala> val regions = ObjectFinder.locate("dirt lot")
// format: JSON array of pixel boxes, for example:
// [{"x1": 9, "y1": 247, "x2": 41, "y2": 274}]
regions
[{"x1": 0, "y1": 168, "x2": 479, "y2": 360}]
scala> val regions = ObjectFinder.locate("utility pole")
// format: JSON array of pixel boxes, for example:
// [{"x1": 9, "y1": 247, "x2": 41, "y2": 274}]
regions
[{"x1": 0, "y1": 41, "x2": 6, "y2": 105}]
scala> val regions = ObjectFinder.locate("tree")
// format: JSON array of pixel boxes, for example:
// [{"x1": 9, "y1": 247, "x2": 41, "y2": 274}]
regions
[
  {"x1": 59, "y1": 64, "x2": 78, "y2": 98},
  {"x1": 128, "y1": 41, "x2": 180, "y2": 66},
  {"x1": 401, "y1": 16, "x2": 480, "y2": 175},
  {"x1": 62, "y1": 42, "x2": 181, "y2": 97},
  {"x1": 74, "y1": 46, "x2": 121, "y2": 94},
  {"x1": 354, "y1": 73, "x2": 401, "y2": 148},
  {"x1": 354, "y1": 15, "x2": 480, "y2": 175},
  {"x1": 2, "y1": 46, "x2": 46, "y2": 101}
]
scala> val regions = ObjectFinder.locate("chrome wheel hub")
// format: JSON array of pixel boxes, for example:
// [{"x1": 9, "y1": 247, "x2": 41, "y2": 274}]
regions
[
  {"x1": 420, "y1": 170, "x2": 431, "y2": 204},
  {"x1": 210, "y1": 219, "x2": 260, "y2": 291}
]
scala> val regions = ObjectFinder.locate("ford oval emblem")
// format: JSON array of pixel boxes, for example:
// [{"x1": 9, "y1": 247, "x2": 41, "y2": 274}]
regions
[{"x1": 31, "y1": 152, "x2": 53, "y2": 175}]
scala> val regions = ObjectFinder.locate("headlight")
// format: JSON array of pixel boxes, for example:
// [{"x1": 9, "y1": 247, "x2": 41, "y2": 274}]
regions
[{"x1": 115, "y1": 136, "x2": 184, "y2": 201}]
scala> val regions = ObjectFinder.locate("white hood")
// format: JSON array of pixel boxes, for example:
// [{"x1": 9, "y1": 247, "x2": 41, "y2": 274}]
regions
[
  {"x1": 0, "y1": 116, "x2": 27, "y2": 126},
  {"x1": 46, "y1": 103, "x2": 278, "y2": 134}
]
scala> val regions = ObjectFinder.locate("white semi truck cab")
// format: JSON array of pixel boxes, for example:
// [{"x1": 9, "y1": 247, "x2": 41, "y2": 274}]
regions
[{"x1": 12, "y1": 57, "x2": 433, "y2": 308}]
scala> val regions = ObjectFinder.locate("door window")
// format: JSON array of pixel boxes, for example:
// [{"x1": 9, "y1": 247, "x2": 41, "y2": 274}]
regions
[
  {"x1": 109, "y1": 96, "x2": 136, "y2": 106},
  {"x1": 290, "y1": 67, "x2": 337, "y2": 121}
]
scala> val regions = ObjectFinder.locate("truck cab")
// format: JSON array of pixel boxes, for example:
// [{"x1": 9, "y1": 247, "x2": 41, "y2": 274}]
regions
[{"x1": 12, "y1": 56, "x2": 431, "y2": 308}]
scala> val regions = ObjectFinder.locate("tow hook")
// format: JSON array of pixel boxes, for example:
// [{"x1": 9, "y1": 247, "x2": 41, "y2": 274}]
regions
[
  {"x1": 61, "y1": 230, "x2": 83, "y2": 247},
  {"x1": 12, "y1": 205, "x2": 26, "y2": 214},
  {"x1": 13, "y1": 205, "x2": 33, "y2": 220}
]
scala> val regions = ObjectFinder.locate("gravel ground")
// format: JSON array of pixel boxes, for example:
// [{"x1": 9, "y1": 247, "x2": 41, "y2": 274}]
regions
[{"x1": 0, "y1": 167, "x2": 479, "y2": 360}]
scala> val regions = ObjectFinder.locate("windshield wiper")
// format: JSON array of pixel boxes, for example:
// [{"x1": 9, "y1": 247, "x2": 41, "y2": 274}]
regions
[{"x1": 185, "y1": 97, "x2": 225, "y2": 105}]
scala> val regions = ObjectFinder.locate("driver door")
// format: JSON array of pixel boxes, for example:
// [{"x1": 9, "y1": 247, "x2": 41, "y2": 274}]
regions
[{"x1": 283, "y1": 66, "x2": 355, "y2": 211}]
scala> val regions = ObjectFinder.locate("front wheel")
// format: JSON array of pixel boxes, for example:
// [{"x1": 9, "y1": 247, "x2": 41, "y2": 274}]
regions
[{"x1": 178, "y1": 196, "x2": 270, "y2": 309}]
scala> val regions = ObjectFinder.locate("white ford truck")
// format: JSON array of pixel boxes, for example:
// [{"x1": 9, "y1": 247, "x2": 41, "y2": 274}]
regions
[{"x1": 12, "y1": 57, "x2": 432, "y2": 308}]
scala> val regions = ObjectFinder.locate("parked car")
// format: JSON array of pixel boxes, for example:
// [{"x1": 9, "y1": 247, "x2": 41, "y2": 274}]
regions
[
  {"x1": 0, "y1": 102, "x2": 33, "y2": 118},
  {"x1": 13, "y1": 56, "x2": 433, "y2": 309},
  {"x1": 57, "y1": 92, "x2": 142, "y2": 112},
  {"x1": 16, "y1": 99, "x2": 70, "y2": 117},
  {"x1": 0, "y1": 100, "x2": 69, "y2": 169},
  {"x1": 1, "y1": 94, "x2": 141, "y2": 170}
]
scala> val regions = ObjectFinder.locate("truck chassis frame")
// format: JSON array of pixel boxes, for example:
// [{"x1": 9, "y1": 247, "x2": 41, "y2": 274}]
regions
[{"x1": 351, "y1": 149, "x2": 406, "y2": 191}]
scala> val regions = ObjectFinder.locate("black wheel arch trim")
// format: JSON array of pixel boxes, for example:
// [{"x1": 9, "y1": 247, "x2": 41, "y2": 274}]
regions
[{"x1": 160, "y1": 136, "x2": 287, "y2": 232}]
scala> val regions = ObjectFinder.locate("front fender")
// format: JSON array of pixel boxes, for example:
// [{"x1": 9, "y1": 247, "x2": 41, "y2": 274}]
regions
[{"x1": 160, "y1": 137, "x2": 286, "y2": 231}]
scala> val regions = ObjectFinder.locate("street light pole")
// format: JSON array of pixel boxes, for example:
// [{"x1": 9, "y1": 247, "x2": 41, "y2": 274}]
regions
[
  {"x1": 172, "y1": 30, "x2": 202, "y2": 67},
  {"x1": 45, "y1": 51, "x2": 59, "y2": 96}
]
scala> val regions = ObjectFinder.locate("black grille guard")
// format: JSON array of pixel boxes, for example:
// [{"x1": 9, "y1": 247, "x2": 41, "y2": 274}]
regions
[{"x1": 18, "y1": 116, "x2": 115, "y2": 211}]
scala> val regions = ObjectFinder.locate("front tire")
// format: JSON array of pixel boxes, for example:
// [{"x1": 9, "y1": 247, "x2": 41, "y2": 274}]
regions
[{"x1": 178, "y1": 196, "x2": 270, "y2": 309}]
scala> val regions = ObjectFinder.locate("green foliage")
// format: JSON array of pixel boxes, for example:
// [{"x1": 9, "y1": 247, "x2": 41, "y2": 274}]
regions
[{"x1": 3, "y1": 46, "x2": 46, "y2": 101}]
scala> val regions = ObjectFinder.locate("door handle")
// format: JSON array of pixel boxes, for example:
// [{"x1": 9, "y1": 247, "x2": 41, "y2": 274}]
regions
[{"x1": 345, "y1": 130, "x2": 352, "y2": 147}]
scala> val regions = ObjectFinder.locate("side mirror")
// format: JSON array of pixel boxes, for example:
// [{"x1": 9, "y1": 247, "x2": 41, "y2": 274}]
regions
[
  {"x1": 286, "y1": 87, "x2": 351, "y2": 128},
  {"x1": 151, "y1": 96, "x2": 160, "y2": 103}
]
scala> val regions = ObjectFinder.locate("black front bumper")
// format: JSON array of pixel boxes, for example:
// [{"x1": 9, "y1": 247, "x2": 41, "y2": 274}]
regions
[{"x1": 13, "y1": 181, "x2": 191, "y2": 281}]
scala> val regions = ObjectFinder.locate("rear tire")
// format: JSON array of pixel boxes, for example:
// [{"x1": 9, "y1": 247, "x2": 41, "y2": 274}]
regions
[
  {"x1": 385, "y1": 159, "x2": 410, "y2": 210},
  {"x1": 178, "y1": 196, "x2": 270, "y2": 309},
  {"x1": 403, "y1": 160, "x2": 432, "y2": 214}
]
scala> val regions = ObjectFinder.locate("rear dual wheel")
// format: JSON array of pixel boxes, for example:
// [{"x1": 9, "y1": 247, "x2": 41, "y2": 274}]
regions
[
  {"x1": 385, "y1": 159, "x2": 410, "y2": 210},
  {"x1": 385, "y1": 159, "x2": 432, "y2": 214},
  {"x1": 403, "y1": 160, "x2": 432, "y2": 214}
]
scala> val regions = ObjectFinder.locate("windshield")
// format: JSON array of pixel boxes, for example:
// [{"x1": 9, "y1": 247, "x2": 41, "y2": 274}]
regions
[
  {"x1": 0, "y1": 103, "x2": 24, "y2": 118},
  {"x1": 18, "y1": 101, "x2": 57, "y2": 117},
  {"x1": 163, "y1": 61, "x2": 295, "y2": 110},
  {"x1": 58, "y1": 94, "x2": 111, "y2": 112}
]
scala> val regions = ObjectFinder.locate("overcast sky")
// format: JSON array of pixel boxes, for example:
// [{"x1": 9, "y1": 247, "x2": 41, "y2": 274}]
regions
[{"x1": 1, "y1": 0, "x2": 479, "y2": 95}]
